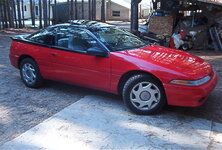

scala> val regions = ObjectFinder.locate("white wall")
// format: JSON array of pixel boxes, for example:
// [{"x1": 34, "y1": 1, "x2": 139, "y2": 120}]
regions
[
  {"x1": 142, "y1": 9, "x2": 150, "y2": 18},
  {"x1": 106, "y1": 1, "x2": 130, "y2": 21},
  {"x1": 18, "y1": 0, "x2": 130, "y2": 22},
  {"x1": 17, "y1": 3, "x2": 53, "y2": 20}
]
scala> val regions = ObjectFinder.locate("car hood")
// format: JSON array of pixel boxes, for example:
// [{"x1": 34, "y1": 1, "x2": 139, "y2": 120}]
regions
[{"x1": 116, "y1": 45, "x2": 212, "y2": 80}]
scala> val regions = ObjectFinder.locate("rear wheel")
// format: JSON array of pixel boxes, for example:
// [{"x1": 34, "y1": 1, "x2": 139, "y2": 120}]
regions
[
  {"x1": 122, "y1": 74, "x2": 166, "y2": 115},
  {"x1": 19, "y1": 58, "x2": 43, "y2": 88}
]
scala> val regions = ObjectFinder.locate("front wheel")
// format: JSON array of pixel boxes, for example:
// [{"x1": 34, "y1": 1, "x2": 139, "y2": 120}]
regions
[{"x1": 122, "y1": 74, "x2": 166, "y2": 115}]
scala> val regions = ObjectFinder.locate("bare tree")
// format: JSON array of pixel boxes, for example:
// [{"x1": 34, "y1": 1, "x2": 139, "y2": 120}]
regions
[
  {"x1": 39, "y1": 0, "x2": 43, "y2": 28},
  {"x1": 43, "y1": 0, "x2": 48, "y2": 27},
  {"x1": 74, "y1": 0, "x2": 77, "y2": 19},
  {"x1": 48, "y1": 0, "x2": 51, "y2": 25},
  {"x1": 88, "y1": 0, "x2": 91, "y2": 20},
  {"x1": 91, "y1": 0, "x2": 93, "y2": 20},
  {"x1": 81, "y1": 0, "x2": 84, "y2": 19},
  {"x1": 30, "y1": 0, "x2": 35, "y2": 26},
  {"x1": 9, "y1": 0, "x2": 15, "y2": 28},
  {"x1": 12, "y1": 0, "x2": 18, "y2": 28},
  {"x1": 67, "y1": 0, "x2": 70, "y2": 20},
  {"x1": 92, "y1": 0, "x2": 96, "y2": 20},
  {"x1": 0, "y1": 0, "x2": 3, "y2": 29},
  {"x1": 2, "y1": 0, "x2": 8, "y2": 28},
  {"x1": 101, "y1": 0, "x2": 105, "y2": 22},
  {"x1": 21, "y1": 0, "x2": 25, "y2": 27},
  {"x1": 54, "y1": 0, "x2": 57, "y2": 24},
  {"x1": 16, "y1": 0, "x2": 22, "y2": 28},
  {"x1": 70, "y1": 0, "x2": 74, "y2": 20}
]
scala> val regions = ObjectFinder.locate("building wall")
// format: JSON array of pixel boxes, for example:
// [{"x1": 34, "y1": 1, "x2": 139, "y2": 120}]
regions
[
  {"x1": 16, "y1": 0, "x2": 130, "y2": 22},
  {"x1": 19, "y1": 3, "x2": 53, "y2": 20},
  {"x1": 96, "y1": 2, "x2": 102, "y2": 20},
  {"x1": 76, "y1": 3, "x2": 91, "y2": 19},
  {"x1": 53, "y1": 1, "x2": 130, "y2": 23},
  {"x1": 107, "y1": 1, "x2": 130, "y2": 21},
  {"x1": 142, "y1": 9, "x2": 150, "y2": 18},
  {"x1": 53, "y1": 3, "x2": 90, "y2": 23},
  {"x1": 23, "y1": 4, "x2": 31, "y2": 19}
]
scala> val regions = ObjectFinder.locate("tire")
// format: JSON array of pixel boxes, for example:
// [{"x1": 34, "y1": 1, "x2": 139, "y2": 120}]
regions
[
  {"x1": 19, "y1": 58, "x2": 44, "y2": 88},
  {"x1": 181, "y1": 43, "x2": 189, "y2": 51},
  {"x1": 122, "y1": 74, "x2": 166, "y2": 115}
]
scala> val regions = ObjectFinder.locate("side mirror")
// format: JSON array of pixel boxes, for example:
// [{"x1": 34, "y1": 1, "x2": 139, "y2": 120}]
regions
[{"x1": 87, "y1": 47, "x2": 108, "y2": 57}]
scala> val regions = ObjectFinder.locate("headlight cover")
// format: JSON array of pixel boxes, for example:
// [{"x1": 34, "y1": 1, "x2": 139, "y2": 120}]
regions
[{"x1": 170, "y1": 75, "x2": 211, "y2": 86}]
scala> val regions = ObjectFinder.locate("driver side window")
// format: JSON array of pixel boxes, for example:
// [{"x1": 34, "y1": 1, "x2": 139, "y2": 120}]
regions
[{"x1": 56, "y1": 27, "x2": 101, "y2": 52}]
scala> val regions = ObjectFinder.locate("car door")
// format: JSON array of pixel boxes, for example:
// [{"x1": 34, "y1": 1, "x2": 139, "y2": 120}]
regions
[{"x1": 49, "y1": 26, "x2": 111, "y2": 92}]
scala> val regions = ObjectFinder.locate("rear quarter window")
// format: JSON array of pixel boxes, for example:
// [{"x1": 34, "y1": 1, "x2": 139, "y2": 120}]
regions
[{"x1": 26, "y1": 30, "x2": 56, "y2": 46}]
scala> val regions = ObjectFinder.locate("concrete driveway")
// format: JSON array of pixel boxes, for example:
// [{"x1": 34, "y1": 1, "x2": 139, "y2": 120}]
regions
[{"x1": 0, "y1": 95, "x2": 222, "y2": 150}]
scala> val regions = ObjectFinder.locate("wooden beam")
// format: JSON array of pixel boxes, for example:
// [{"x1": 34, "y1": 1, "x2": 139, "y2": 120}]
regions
[{"x1": 131, "y1": 0, "x2": 142, "y2": 33}]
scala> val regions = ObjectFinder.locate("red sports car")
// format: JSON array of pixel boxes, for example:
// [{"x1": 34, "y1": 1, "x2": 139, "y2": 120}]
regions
[{"x1": 9, "y1": 20, "x2": 218, "y2": 115}]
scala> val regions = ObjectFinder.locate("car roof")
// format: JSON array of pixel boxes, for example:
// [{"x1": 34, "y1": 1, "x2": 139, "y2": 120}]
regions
[{"x1": 50, "y1": 20, "x2": 114, "y2": 30}]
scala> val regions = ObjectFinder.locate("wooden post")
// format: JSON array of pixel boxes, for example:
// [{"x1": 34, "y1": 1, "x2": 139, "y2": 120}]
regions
[{"x1": 130, "y1": 0, "x2": 142, "y2": 34}]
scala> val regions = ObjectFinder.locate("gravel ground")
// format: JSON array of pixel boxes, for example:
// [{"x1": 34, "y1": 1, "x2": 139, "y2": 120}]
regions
[
  {"x1": 0, "y1": 29, "x2": 222, "y2": 145},
  {"x1": 0, "y1": 29, "x2": 117, "y2": 145}
]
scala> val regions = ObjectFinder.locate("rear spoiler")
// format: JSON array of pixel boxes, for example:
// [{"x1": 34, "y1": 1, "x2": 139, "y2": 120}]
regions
[{"x1": 11, "y1": 34, "x2": 30, "y2": 40}]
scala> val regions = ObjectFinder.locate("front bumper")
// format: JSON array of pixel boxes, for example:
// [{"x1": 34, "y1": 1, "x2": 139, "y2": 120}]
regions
[{"x1": 163, "y1": 71, "x2": 218, "y2": 107}]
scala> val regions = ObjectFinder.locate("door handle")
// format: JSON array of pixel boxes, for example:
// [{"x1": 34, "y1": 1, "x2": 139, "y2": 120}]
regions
[{"x1": 50, "y1": 52, "x2": 58, "y2": 56}]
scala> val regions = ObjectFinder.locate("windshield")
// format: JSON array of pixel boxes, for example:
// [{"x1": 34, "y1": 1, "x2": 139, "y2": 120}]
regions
[{"x1": 91, "y1": 27, "x2": 147, "y2": 52}]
